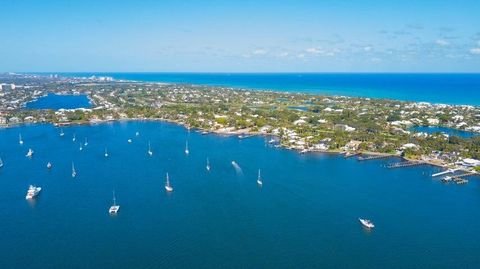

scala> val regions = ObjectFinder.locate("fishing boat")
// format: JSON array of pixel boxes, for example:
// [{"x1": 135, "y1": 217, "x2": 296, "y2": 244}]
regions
[
  {"x1": 59, "y1": 129, "x2": 65, "y2": 137},
  {"x1": 26, "y1": 148, "x2": 34, "y2": 158},
  {"x1": 206, "y1": 158, "x2": 211, "y2": 171},
  {"x1": 19, "y1": 134, "x2": 24, "y2": 145},
  {"x1": 147, "y1": 141, "x2": 153, "y2": 156},
  {"x1": 72, "y1": 162, "x2": 76, "y2": 178},
  {"x1": 25, "y1": 185, "x2": 41, "y2": 200},
  {"x1": 47, "y1": 162, "x2": 52, "y2": 169},
  {"x1": 109, "y1": 190, "x2": 120, "y2": 214},
  {"x1": 185, "y1": 141, "x2": 189, "y2": 155},
  {"x1": 165, "y1": 173, "x2": 173, "y2": 192},
  {"x1": 84, "y1": 138, "x2": 88, "y2": 146},
  {"x1": 257, "y1": 169, "x2": 263, "y2": 186},
  {"x1": 359, "y1": 218, "x2": 375, "y2": 229},
  {"x1": 104, "y1": 148, "x2": 109, "y2": 157},
  {"x1": 72, "y1": 133, "x2": 76, "y2": 142}
]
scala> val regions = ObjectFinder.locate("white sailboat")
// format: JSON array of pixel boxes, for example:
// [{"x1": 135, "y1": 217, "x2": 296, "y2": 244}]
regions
[
  {"x1": 185, "y1": 140, "x2": 189, "y2": 155},
  {"x1": 72, "y1": 162, "x2": 76, "y2": 178},
  {"x1": 84, "y1": 138, "x2": 88, "y2": 146},
  {"x1": 19, "y1": 134, "x2": 24, "y2": 145},
  {"x1": 104, "y1": 148, "x2": 109, "y2": 157},
  {"x1": 257, "y1": 169, "x2": 263, "y2": 186},
  {"x1": 26, "y1": 148, "x2": 34, "y2": 158},
  {"x1": 136, "y1": 131, "x2": 140, "y2": 137},
  {"x1": 165, "y1": 173, "x2": 173, "y2": 192},
  {"x1": 47, "y1": 162, "x2": 52, "y2": 169},
  {"x1": 0, "y1": 158, "x2": 3, "y2": 168},
  {"x1": 72, "y1": 133, "x2": 76, "y2": 142},
  {"x1": 79, "y1": 143, "x2": 83, "y2": 151},
  {"x1": 109, "y1": 190, "x2": 120, "y2": 214},
  {"x1": 127, "y1": 138, "x2": 132, "y2": 143},
  {"x1": 206, "y1": 158, "x2": 210, "y2": 171},
  {"x1": 59, "y1": 129, "x2": 65, "y2": 137},
  {"x1": 147, "y1": 141, "x2": 153, "y2": 156}
]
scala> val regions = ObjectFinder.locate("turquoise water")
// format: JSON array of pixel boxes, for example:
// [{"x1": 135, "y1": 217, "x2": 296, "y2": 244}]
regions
[
  {"x1": 26, "y1": 93, "x2": 91, "y2": 109},
  {"x1": 52, "y1": 73, "x2": 480, "y2": 105},
  {"x1": 1, "y1": 121, "x2": 479, "y2": 268},
  {"x1": 411, "y1": 126, "x2": 479, "y2": 138}
]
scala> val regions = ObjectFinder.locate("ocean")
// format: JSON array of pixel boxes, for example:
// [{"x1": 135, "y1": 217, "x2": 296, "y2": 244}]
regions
[
  {"x1": 53, "y1": 73, "x2": 480, "y2": 106},
  {"x1": 1, "y1": 121, "x2": 479, "y2": 269}
]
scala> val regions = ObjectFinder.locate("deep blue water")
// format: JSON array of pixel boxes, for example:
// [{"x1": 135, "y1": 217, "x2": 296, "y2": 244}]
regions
[
  {"x1": 1, "y1": 121, "x2": 480, "y2": 269},
  {"x1": 26, "y1": 93, "x2": 91, "y2": 109},
  {"x1": 411, "y1": 126, "x2": 479, "y2": 138},
  {"x1": 53, "y1": 73, "x2": 480, "y2": 105}
]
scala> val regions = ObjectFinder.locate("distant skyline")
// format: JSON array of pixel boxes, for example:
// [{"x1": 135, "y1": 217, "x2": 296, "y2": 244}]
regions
[{"x1": 1, "y1": 0, "x2": 479, "y2": 72}]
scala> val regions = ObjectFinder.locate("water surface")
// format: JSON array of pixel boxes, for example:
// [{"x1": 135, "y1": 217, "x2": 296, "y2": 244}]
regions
[
  {"x1": 26, "y1": 93, "x2": 91, "y2": 109},
  {"x1": 0, "y1": 121, "x2": 479, "y2": 269}
]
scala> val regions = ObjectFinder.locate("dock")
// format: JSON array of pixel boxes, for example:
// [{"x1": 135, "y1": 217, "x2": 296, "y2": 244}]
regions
[
  {"x1": 387, "y1": 161, "x2": 426, "y2": 169},
  {"x1": 431, "y1": 168, "x2": 459, "y2": 177},
  {"x1": 344, "y1": 152, "x2": 361, "y2": 158},
  {"x1": 358, "y1": 155, "x2": 391, "y2": 161},
  {"x1": 451, "y1": 172, "x2": 477, "y2": 184}
]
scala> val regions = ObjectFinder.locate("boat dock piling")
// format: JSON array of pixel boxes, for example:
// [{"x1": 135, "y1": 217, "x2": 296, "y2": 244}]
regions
[{"x1": 387, "y1": 161, "x2": 426, "y2": 169}]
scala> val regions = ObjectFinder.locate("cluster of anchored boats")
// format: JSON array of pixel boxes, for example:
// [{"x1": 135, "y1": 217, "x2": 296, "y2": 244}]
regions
[{"x1": 6, "y1": 129, "x2": 374, "y2": 228}]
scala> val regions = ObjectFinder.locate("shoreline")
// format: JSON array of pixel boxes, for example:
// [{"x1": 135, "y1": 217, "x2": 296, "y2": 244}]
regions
[{"x1": 3, "y1": 117, "x2": 478, "y2": 178}]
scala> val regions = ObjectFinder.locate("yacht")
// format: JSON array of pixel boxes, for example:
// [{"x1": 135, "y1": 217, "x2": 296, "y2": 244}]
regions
[
  {"x1": 206, "y1": 158, "x2": 211, "y2": 171},
  {"x1": 84, "y1": 138, "x2": 88, "y2": 146},
  {"x1": 442, "y1": 176, "x2": 452, "y2": 182},
  {"x1": 72, "y1": 162, "x2": 77, "y2": 178},
  {"x1": 60, "y1": 129, "x2": 65, "y2": 137},
  {"x1": 359, "y1": 218, "x2": 375, "y2": 229},
  {"x1": 47, "y1": 162, "x2": 52, "y2": 169},
  {"x1": 26, "y1": 148, "x2": 34, "y2": 158},
  {"x1": 72, "y1": 133, "x2": 76, "y2": 142},
  {"x1": 185, "y1": 141, "x2": 189, "y2": 155},
  {"x1": 104, "y1": 148, "x2": 109, "y2": 157},
  {"x1": 257, "y1": 169, "x2": 263, "y2": 186},
  {"x1": 19, "y1": 134, "x2": 24, "y2": 145},
  {"x1": 109, "y1": 190, "x2": 120, "y2": 214},
  {"x1": 147, "y1": 141, "x2": 153, "y2": 156},
  {"x1": 25, "y1": 185, "x2": 41, "y2": 200},
  {"x1": 165, "y1": 173, "x2": 173, "y2": 192}
]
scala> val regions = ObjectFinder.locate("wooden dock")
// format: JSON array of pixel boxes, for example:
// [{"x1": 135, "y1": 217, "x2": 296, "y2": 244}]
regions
[
  {"x1": 451, "y1": 172, "x2": 476, "y2": 184},
  {"x1": 358, "y1": 155, "x2": 391, "y2": 161},
  {"x1": 387, "y1": 161, "x2": 426, "y2": 169}
]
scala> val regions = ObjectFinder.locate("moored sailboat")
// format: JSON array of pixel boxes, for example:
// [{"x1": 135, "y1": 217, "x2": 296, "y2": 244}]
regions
[
  {"x1": 47, "y1": 162, "x2": 52, "y2": 169},
  {"x1": 109, "y1": 190, "x2": 120, "y2": 214},
  {"x1": 185, "y1": 140, "x2": 189, "y2": 155},
  {"x1": 257, "y1": 169, "x2": 263, "y2": 186},
  {"x1": 72, "y1": 162, "x2": 77, "y2": 178},
  {"x1": 165, "y1": 173, "x2": 173, "y2": 192},
  {"x1": 147, "y1": 141, "x2": 153, "y2": 156},
  {"x1": 26, "y1": 148, "x2": 34, "y2": 158},
  {"x1": 104, "y1": 148, "x2": 109, "y2": 157},
  {"x1": 206, "y1": 158, "x2": 210, "y2": 171},
  {"x1": 19, "y1": 134, "x2": 24, "y2": 145}
]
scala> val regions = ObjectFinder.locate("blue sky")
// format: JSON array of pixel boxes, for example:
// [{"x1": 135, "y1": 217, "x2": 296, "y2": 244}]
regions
[{"x1": 1, "y1": 0, "x2": 479, "y2": 72}]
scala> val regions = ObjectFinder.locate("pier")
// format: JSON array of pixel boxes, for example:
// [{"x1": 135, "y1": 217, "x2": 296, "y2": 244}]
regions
[
  {"x1": 451, "y1": 172, "x2": 477, "y2": 184},
  {"x1": 358, "y1": 155, "x2": 391, "y2": 161},
  {"x1": 431, "y1": 168, "x2": 459, "y2": 177},
  {"x1": 387, "y1": 161, "x2": 426, "y2": 169}
]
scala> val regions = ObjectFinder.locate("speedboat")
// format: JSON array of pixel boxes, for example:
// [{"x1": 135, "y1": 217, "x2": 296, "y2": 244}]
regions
[
  {"x1": 109, "y1": 190, "x2": 120, "y2": 214},
  {"x1": 25, "y1": 185, "x2": 41, "y2": 199},
  {"x1": 359, "y1": 218, "x2": 375, "y2": 229}
]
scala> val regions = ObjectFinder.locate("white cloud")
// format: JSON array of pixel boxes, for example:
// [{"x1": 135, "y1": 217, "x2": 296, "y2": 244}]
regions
[
  {"x1": 297, "y1": 53, "x2": 305, "y2": 58},
  {"x1": 363, "y1": 46, "x2": 372, "y2": 52},
  {"x1": 252, "y1": 49, "x2": 267, "y2": 55},
  {"x1": 306, "y1": 47, "x2": 322, "y2": 54},
  {"x1": 470, "y1": 48, "x2": 480, "y2": 55},
  {"x1": 278, "y1": 52, "x2": 289, "y2": 57},
  {"x1": 435, "y1": 39, "x2": 449, "y2": 46},
  {"x1": 305, "y1": 47, "x2": 338, "y2": 56}
]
